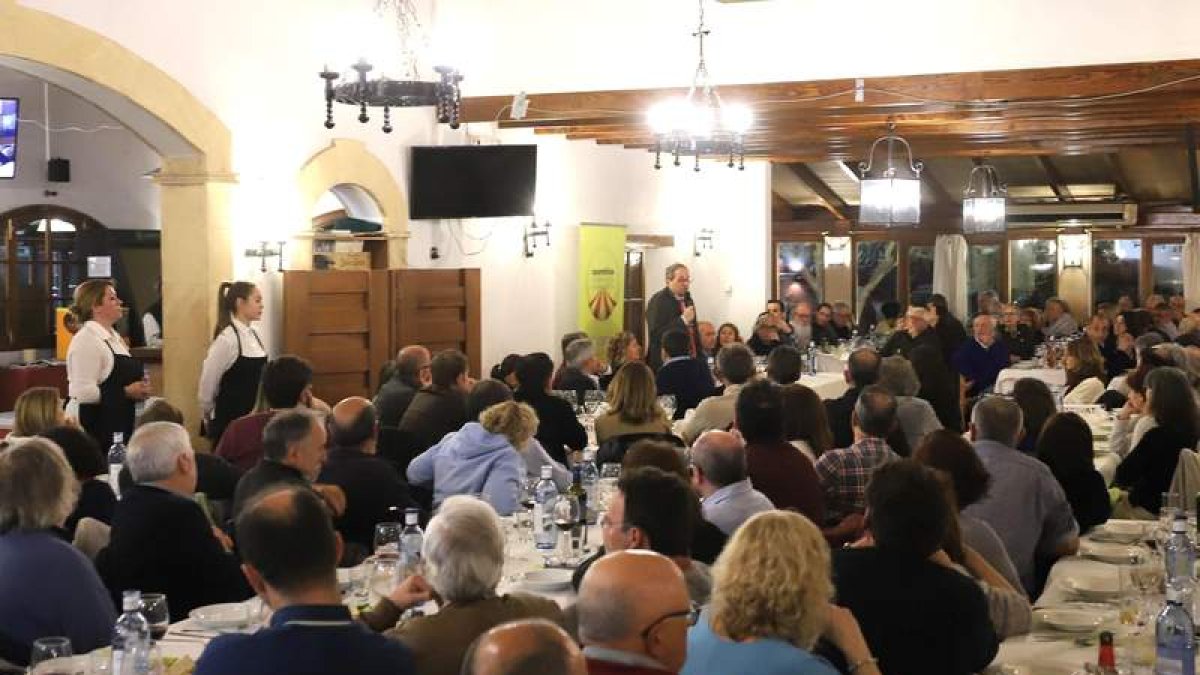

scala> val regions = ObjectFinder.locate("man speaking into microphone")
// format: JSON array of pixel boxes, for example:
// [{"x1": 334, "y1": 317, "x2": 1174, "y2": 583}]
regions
[{"x1": 646, "y1": 263, "x2": 701, "y2": 370}]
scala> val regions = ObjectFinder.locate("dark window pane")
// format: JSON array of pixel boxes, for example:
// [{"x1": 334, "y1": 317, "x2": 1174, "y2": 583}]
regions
[
  {"x1": 856, "y1": 241, "x2": 897, "y2": 319},
  {"x1": 1010, "y1": 239, "x2": 1057, "y2": 308},
  {"x1": 908, "y1": 245, "x2": 934, "y2": 306},
  {"x1": 1152, "y1": 242, "x2": 1184, "y2": 298},
  {"x1": 1092, "y1": 239, "x2": 1140, "y2": 306},
  {"x1": 968, "y1": 245, "x2": 1001, "y2": 316}
]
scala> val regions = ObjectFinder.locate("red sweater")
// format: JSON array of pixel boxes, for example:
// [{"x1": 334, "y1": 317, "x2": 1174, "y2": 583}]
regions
[
  {"x1": 586, "y1": 658, "x2": 675, "y2": 675},
  {"x1": 214, "y1": 411, "x2": 276, "y2": 472},
  {"x1": 745, "y1": 439, "x2": 826, "y2": 526}
]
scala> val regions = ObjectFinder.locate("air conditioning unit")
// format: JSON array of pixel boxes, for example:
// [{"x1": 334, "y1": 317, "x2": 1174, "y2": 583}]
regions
[{"x1": 1005, "y1": 202, "x2": 1137, "y2": 228}]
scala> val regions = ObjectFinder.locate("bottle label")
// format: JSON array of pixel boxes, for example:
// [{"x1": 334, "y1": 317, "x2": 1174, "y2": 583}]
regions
[
  {"x1": 109, "y1": 464, "x2": 122, "y2": 494},
  {"x1": 533, "y1": 503, "x2": 553, "y2": 549},
  {"x1": 1156, "y1": 646, "x2": 1196, "y2": 675}
]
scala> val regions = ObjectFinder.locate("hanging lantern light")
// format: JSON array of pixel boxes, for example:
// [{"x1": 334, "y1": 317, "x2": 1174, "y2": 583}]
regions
[
  {"x1": 857, "y1": 120, "x2": 923, "y2": 225},
  {"x1": 962, "y1": 163, "x2": 1007, "y2": 234}
]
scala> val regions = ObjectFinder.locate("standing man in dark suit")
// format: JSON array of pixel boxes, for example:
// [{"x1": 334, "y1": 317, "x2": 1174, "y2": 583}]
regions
[{"x1": 646, "y1": 263, "x2": 700, "y2": 371}]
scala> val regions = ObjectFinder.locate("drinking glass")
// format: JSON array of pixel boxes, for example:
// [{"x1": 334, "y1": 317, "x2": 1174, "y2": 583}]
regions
[
  {"x1": 374, "y1": 520, "x2": 402, "y2": 555},
  {"x1": 29, "y1": 636, "x2": 72, "y2": 667},
  {"x1": 367, "y1": 553, "x2": 402, "y2": 600},
  {"x1": 657, "y1": 395, "x2": 677, "y2": 420},
  {"x1": 140, "y1": 593, "x2": 170, "y2": 642},
  {"x1": 550, "y1": 493, "x2": 582, "y2": 565}
]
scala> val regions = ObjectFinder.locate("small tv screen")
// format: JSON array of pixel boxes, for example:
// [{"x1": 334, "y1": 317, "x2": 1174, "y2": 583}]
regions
[
  {"x1": 0, "y1": 98, "x2": 17, "y2": 180},
  {"x1": 409, "y1": 145, "x2": 537, "y2": 220}
]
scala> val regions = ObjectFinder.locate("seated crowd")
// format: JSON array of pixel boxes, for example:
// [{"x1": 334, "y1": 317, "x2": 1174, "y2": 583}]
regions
[{"x1": 1, "y1": 287, "x2": 1199, "y2": 674}]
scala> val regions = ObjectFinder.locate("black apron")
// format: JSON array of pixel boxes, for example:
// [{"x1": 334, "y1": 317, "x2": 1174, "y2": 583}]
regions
[
  {"x1": 79, "y1": 341, "x2": 143, "y2": 450},
  {"x1": 207, "y1": 326, "x2": 267, "y2": 444}
]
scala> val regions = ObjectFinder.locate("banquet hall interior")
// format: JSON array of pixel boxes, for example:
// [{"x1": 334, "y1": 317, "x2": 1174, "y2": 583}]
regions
[{"x1": 3, "y1": 0, "x2": 1200, "y2": 673}]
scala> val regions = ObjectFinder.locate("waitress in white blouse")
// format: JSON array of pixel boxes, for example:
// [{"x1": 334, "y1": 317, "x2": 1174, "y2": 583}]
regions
[
  {"x1": 66, "y1": 279, "x2": 151, "y2": 448},
  {"x1": 198, "y1": 281, "x2": 267, "y2": 443}
]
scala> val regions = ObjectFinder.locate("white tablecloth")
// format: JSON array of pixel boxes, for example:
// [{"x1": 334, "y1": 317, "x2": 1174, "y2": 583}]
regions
[
  {"x1": 995, "y1": 367, "x2": 1066, "y2": 395},
  {"x1": 798, "y1": 372, "x2": 850, "y2": 400}
]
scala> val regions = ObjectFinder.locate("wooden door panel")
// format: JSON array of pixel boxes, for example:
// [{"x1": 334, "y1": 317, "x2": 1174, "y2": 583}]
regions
[{"x1": 390, "y1": 268, "x2": 482, "y2": 377}]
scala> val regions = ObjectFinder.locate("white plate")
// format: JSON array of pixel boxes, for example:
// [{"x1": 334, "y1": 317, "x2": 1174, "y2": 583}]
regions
[
  {"x1": 1063, "y1": 572, "x2": 1122, "y2": 600},
  {"x1": 1079, "y1": 541, "x2": 1143, "y2": 564},
  {"x1": 1091, "y1": 521, "x2": 1146, "y2": 543},
  {"x1": 519, "y1": 569, "x2": 574, "y2": 591},
  {"x1": 1037, "y1": 607, "x2": 1107, "y2": 633},
  {"x1": 189, "y1": 602, "x2": 252, "y2": 630}
]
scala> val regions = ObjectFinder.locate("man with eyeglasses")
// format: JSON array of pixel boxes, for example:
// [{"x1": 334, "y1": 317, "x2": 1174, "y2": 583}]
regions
[{"x1": 577, "y1": 550, "x2": 695, "y2": 675}]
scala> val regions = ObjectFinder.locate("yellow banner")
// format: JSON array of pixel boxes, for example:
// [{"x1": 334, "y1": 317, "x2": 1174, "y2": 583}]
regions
[{"x1": 578, "y1": 223, "x2": 626, "y2": 348}]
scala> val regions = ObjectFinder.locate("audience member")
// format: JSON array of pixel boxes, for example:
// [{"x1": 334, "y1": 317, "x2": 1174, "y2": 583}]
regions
[
  {"x1": 815, "y1": 385, "x2": 901, "y2": 527},
  {"x1": 881, "y1": 306, "x2": 940, "y2": 359},
  {"x1": 465, "y1": 379, "x2": 570, "y2": 491},
  {"x1": 595, "y1": 362, "x2": 673, "y2": 449},
  {"x1": 554, "y1": 332, "x2": 590, "y2": 385},
  {"x1": 697, "y1": 321, "x2": 719, "y2": 358},
  {"x1": 602, "y1": 332, "x2": 643, "y2": 390},
  {"x1": 1152, "y1": 302, "x2": 1180, "y2": 341},
  {"x1": 97, "y1": 422, "x2": 252, "y2": 620},
  {"x1": 716, "y1": 322, "x2": 742, "y2": 350},
  {"x1": 1109, "y1": 365, "x2": 1158, "y2": 458},
  {"x1": 781, "y1": 383, "x2": 833, "y2": 465},
  {"x1": 1062, "y1": 338, "x2": 1107, "y2": 405},
  {"x1": 877, "y1": 356, "x2": 943, "y2": 452},
  {"x1": 216, "y1": 355, "x2": 326, "y2": 472},
  {"x1": 514, "y1": 352, "x2": 587, "y2": 464},
  {"x1": 1011, "y1": 378, "x2": 1058, "y2": 455},
  {"x1": 39, "y1": 425, "x2": 115, "y2": 536},
  {"x1": 824, "y1": 347, "x2": 881, "y2": 449},
  {"x1": 362, "y1": 497, "x2": 563, "y2": 675},
  {"x1": 489, "y1": 353, "x2": 522, "y2": 390},
  {"x1": 683, "y1": 511, "x2": 879, "y2": 675},
  {"x1": 7, "y1": 386, "x2": 67, "y2": 444},
  {"x1": 765, "y1": 344, "x2": 802, "y2": 385},
  {"x1": 928, "y1": 299, "x2": 967, "y2": 365},
  {"x1": 0, "y1": 439, "x2": 115, "y2": 667},
  {"x1": 396, "y1": 349, "x2": 472, "y2": 467},
  {"x1": 872, "y1": 301, "x2": 901, "y2": 339},
  {"x1": 577, "y1": 550, "x2": 692, "y2": 675},
  {"x1": 679, "y1": 344, "x2": 756, "y2": 445},
  {"x1": 813, "y1": 304, "x2": 839, "y2": 346},
  {"x1": 318, "y1": 397, "x2": 418, "y2": 554},
  {"x1": 832, "y1": 461, "x2": 999, "y2": 675},
  {"x1": 735, "y1": 380, "x2": 823, "y2": 525},
  {"x1": 134, "y1": 399, "x2": 242, "y2": 502},
  {"x1": 463, "y1": 619, "x2": 587, "y2": 675},
  {"x1": 911, "y1": 343, "x2": 963, "y2": 432},
  {"x1": 1042, "y1": 297, "x2": 1079, "y2": 338},
  {"x1": 789, "y1": 302, "x2": 816, "y2": 350},
  {"x1": 374, "y1": 345, "x2": 431, "y2": 428},
  {"x1": 1114, "y1": 367, "x2": 1200, "y2": 516},
  {"x1": 689, "y1": 430, "x2": 774, "y2": 536},
  {"x1": 999, "y1": 304, "x2": 1039, "y2": 360},
  {"x1": 1037, "y1": 413, "x2": 1111, "y2": 532},
  {"x1": 231, "y1": 409, "x2": 345, "y2": 520},
  {"x1": 747, "y1": 312, "x2": 791, "y2": 356},
  {"x1": 963, "y1": 397, "x2": 1079, "y2": 594},
  {"x1": 953, "y1": 314, "x2": 1010, "y2": 398},
  {"x1": 194, "y1": 488, "x2": 415, "y2": 675},
  {"x1": 976, "y1": 291, "x2": 1002, "y2": 316},
  {"x1": 655, "y1": 330, "x2": 717, "y2": 420},
  {"x1": 556, "y1": 338, "x2": 604, "y2": 400},
  {"x1": 831, "y1": 302, "x2": 854, "y2": 341}
]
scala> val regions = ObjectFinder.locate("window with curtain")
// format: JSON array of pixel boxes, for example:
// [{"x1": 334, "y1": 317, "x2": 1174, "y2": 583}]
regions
[
  {"x1": 775, "y1": 241, "x2": 823, "y2": 305},
  {"x1": 1092, "y1": 239, "x2": 1140, "y2": 306},
  {"x1": 967, "y1": 244, "x2": 1001, "y2": 316},
  {"x1": 908, "y1": 245, "x2": 934, "y2": 307},
  {"x1": 1152, "y1": 242, "x2": 1185, "y2": 297},
  {"x1": 1010, "y1": 239, "x2": 1057, "y2": 308},
  {"x1": 856, "y1": 240, "x2": 897, "y2": 319}
]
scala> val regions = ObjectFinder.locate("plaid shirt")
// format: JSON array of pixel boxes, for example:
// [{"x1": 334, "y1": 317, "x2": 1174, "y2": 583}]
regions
[{"x1": 814, "y1": 437, "x2": 899, "y2": 524}]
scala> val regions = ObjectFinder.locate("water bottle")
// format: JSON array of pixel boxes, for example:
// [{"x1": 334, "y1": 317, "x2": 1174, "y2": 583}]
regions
[
  {"x1": 111, "y1": 590, "x2": 151, "y2": 675},
  {"x1": 806, "y1": 343, "x2": 817, "y2": 376},
  {"x1": 107, "y1": 433, "x2": 126, "y2": 497},
  {"x1": 1155, "y1": 583, "x2": 1196, "y2": 675},
  {"x1": 399, "y1": 508, "x2": 423, "y2": 577},
  {"x1": 533, "y1": 465, "x2": 559, "y2": 552},
  {"x1": 1165, "y1": 513, "x2": 1196, "y2": 586},
  {"x1": 579, "y1": 449, "x2": 599, "y2": 506}
]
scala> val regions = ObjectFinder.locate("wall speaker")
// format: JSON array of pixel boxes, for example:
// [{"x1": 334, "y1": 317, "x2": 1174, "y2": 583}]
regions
[{"x1": 47, "y1": 158, "x2": 71, "y2": 183}]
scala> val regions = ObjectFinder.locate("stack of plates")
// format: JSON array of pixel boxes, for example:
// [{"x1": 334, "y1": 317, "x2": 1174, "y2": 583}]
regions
[
  {"x1": 1062, "y1": 571, "x2": 1122, "y2": 601},
  {"x1": 518, "y1": 569, "x2": 573, "y2": 592},
  {"x1": 1090, "y1": 520, "x2": 1145, "y2": 544},
  {"x1": 1078, "y1": 540, "x2": 1144, "y2": 564},
  {"x1": 1033, "y1": 604, "x2": 1117, "y2": 634}
]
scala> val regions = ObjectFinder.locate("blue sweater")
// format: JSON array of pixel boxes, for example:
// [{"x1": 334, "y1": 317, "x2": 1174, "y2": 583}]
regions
[
  {"x1": 951, "y1": 339, "x2": 1010, "y2": 397},
  {"x1": 406, "y1": 422, "x2": 524, "y2": 515},
  {"x1": 682, "y1": 612, "x2": 837, "y2": 675},
  {"x1": 0, "y1": 531, "x2": 115, "y2": 665}
]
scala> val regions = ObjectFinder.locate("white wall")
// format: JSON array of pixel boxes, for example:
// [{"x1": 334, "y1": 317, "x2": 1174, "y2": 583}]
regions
[{"x1": 0, "y1": 66, "x2": 160, "y2": 228}]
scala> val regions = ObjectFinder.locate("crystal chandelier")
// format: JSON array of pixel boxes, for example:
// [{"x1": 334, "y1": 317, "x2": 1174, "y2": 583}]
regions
[
  {"x1": 647, "y1": 0, "x2": 753, "y2": 171},
  {"x1": 858, "y1": 121, "x2": 923, "y2": 225},
  {"x1": 320, "y1": 0, "x2": 462, "y2": 133},
  {"x1": 961, "y1": 162, "x2": 1007, "y2": 233}
]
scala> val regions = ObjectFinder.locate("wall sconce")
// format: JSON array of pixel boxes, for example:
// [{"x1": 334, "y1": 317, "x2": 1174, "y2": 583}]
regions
[
  {"x1": 824, "y1": 236, "x2": 851, "y2": 266},
  {"x1": 244, "y1": 240, "x2": 286, "y2": 272},
  {"x1": 1060, "y1": 233, "x2": 1088, "y2": 269},
  {"x1": 693, "y1": 228, "x2": 715, "y2": 257},
  {"x1": 524, "y1": 220, "x2": 551, "y2": 258}
]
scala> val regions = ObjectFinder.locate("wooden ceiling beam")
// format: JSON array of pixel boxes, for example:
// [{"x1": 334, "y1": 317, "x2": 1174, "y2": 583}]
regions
[
  {"x1": 1035, "y1": 156, "x2": 1073, "y2": 202},
  {"x1": 782, "y1": 163, "x2": 849, "y2": 220},
  {"x1": 1102, "y1": 153, "x2": 1137, "y2": 201}
]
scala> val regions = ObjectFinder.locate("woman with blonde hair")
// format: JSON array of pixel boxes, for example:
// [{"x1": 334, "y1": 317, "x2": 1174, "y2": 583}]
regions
[
  {"x1": 682, "y1": 510, "x2": 879, "y2": 675},
  {"x1": 594, "y1": 361, "x2": 671, "y2": 445},
  {"x1": 198, "y1": 281, "x2": 267, "y2": 443},
  {"x1": 7, "y1": 386, "x2": 67, "y2": 443},
  {"x1": 407, "y1": 393, "x2": 539, "y2": 516},
  {"x1": 65, "y1": 279, "x2": 150, "y2": 449}
]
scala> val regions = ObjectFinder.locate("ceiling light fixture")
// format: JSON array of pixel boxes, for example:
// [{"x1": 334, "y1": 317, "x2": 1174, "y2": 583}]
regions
[
  {"x1": 320, "y1": 0, "x2": 462, "y2": 133},
  {"x1": 962, "y1": 162, "x2": 1007, "y2": 234},
  {"x1": 858, "y1": 120, "x2": 922, "y2": 225},
  {"x1": 647, "y1": 0, "x2": 753, "y2": 171}
]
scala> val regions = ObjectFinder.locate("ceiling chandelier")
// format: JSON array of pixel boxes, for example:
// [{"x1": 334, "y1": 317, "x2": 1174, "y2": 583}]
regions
[
  {"x1": 319, "y1": 0, "x2": 462, "y2": 133},
  {"x1": 961, "y1": 162, "x2": 1007, "y2": 233},
  {"x1": 858, "y1": 120, "x2": 923, "y2": 225},
  {"x1": 647, "y1": 0, "x2": 753, "y2": 171}
]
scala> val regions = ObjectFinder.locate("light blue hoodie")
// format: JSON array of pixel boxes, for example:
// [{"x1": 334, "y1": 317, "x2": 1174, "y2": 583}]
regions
[{"x1": 406, "y1": 422, "x2": 524, "y2": 515}]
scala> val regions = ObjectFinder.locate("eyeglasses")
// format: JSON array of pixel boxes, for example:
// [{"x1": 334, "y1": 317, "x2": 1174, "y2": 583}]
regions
[{"x1": 640, "y1": 604, "x2": 701, "y2": 638}]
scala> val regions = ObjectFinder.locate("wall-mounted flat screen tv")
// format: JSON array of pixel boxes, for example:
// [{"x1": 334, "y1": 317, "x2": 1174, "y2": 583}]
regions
[
  {"x1": 0, "y1": 98, "x2": 17, "y2": 180},
  {"x1": 409, "y1": 144, "x2": 537, "y2": 220}
]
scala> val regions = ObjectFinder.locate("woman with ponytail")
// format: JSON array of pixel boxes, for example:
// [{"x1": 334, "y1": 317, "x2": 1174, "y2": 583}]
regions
[
  {"x1": 197, "y1": 281, "x2": 266, "y2": 443},
  {"x1": 66, "y1": 279, "x2": 150, "y2": 448}
]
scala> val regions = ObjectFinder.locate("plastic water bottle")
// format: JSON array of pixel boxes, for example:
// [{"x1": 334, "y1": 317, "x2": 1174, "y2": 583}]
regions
[
  {"x1": 399, "y1": 508, "x2": 423, "y2": 577},
  {"x1": 1165, "y1": 513, "x2": 1196, "y2": 585},
  {"x1": 1155, "y1": 583, "x2": 1196, "y2": 675},
  {"x1": 111, "y1": 590, "x2": 151, "y2": 675},
  {"x1": 533, "y1": 465, "x2": 559, "y2": 553},
  {"x1": 579, "y1": 449, "x2": 599, "y2": 506},
  {"x1": 806, "y1": 343, "x2": 818, "y2": 376},
  {"x1": 107, "y1": 433, "x2": 126, "y2": 497}
]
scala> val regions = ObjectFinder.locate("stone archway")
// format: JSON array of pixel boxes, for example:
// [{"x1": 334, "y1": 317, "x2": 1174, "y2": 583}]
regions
[{"x1": 0, "y1": 0, "x2": 234, "y2": 433}]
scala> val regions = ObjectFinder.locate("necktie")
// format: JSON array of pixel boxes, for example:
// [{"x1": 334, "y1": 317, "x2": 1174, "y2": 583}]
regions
[{"x1": 679, "y1": 298, "x2": 696, "y2": 357}]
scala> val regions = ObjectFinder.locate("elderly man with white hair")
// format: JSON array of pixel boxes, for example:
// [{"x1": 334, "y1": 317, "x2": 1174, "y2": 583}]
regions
[
  {"x1": 361, "y1": 496, "x2": 564, "y2": 675},
  {"x1": 95, "y1": 421, "x2": 251, "y2": 621},
  {"x1": 881, "y1": 306, "x2": 942, "y2": 359},
  {"x1": 952, "y1": 314, "x2": 1010, "y2": 399},
  {"x1": 555, "y1": 337, "x2": 604, "y2": 402}
]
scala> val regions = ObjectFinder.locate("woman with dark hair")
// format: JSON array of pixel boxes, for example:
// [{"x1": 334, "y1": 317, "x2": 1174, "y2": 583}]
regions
[
  {"x1": 1110, "y1": 362, "x2": 1162, "y2": 458},
  {"x1": 781, "y1": 383, "x2": 833, "y2": 465},
  {"x1": 198, "y1": 281, "x2": 267, "y2": 443},
  {"x1": 717, "y1": 322, "x2": 743, "y2": 350},
  {"x1": 513, "y1": 353, "x2": 587, "y2": 465},
  {"x1": 1115, "y1": 367, "x2": 1200, "y2": 516},
  {"x1": 1011, "y1": 378, "x2": 1058, "y2": 455},
  {"x1": 1036, "y1": 413, "x2": 1111, "y2": 532},
  {"x1": 488, "y1": 354, "x2": 522, "y2": 389},
  {"x1": 1062, "y1": 338, "x2": 1108, "y2": 405},
  {"x1": 910, "y1": 344, "x2": 962, "y2": 432},
  {"x1": 39, "y1": 425, "x2": 114, "y2": 537},
  {"x1": 912, "y1": 430, "x2": 1022, "y2": 593}
]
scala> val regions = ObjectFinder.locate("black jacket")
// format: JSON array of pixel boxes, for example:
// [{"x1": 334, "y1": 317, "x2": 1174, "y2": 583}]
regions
[
  {"x1": 999, "y1": 324, "x2": 1040, "y2": 360},
  {"x1": 655, "y1": 357, "x2": 716, "y2": 420},
  {"x1": 96, "y1": 484, "x2": 252, "y2": 621},
  {"x1": 231, "y1": 459, "x2": 312, "y2": 520},
  {"x1": 935, "y1": 314, "x2": 969, "y2": 365},
  {"x1": 373, "y1": 375, "x2": 421, "y2": 429},
  {"x1": 64, "y1": 478, "x2": 116, "y2": 537},
  {"x1": 882, "y1": 328, "x2": 942, "y2": 360},
  {"x1": 1115, "y1": 426, "x2": 1200, "y2": 514},
  {"x1": 825, "y1": 386, "x2": 864, "y2": 450},
  {"x1": 514, "y1": 389, "x2": 587, "y2": 464},
  {"x1": 317, "y1": 446, "x2": 419, "y2": 553},
  {"x1": 395, "y1": 387, "x2": 468, "y2": 470},
  {"x1": 554, "y1": 367, "x2": 601, "y2": 405},
  {"x1": 646, "y1": 287, "x2": 700, "y2": 370},
  {"x1": 1049, "y1": 467, "x2": 1112, "y2": 533}
]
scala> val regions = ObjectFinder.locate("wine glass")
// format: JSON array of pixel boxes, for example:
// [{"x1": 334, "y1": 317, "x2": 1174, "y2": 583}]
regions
[
  {"x1": 29, "y1": 636, "x2": 72, "y2": 668},
  {"x1": 140, "y1": 593, "x2": 170, "y2": 642},
  {"x1": 374, "y1": 520, "x2": 402, "y2": 555},
  {"x1": 550, "y1": 493, "x2": 582, "y2": 565}
]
